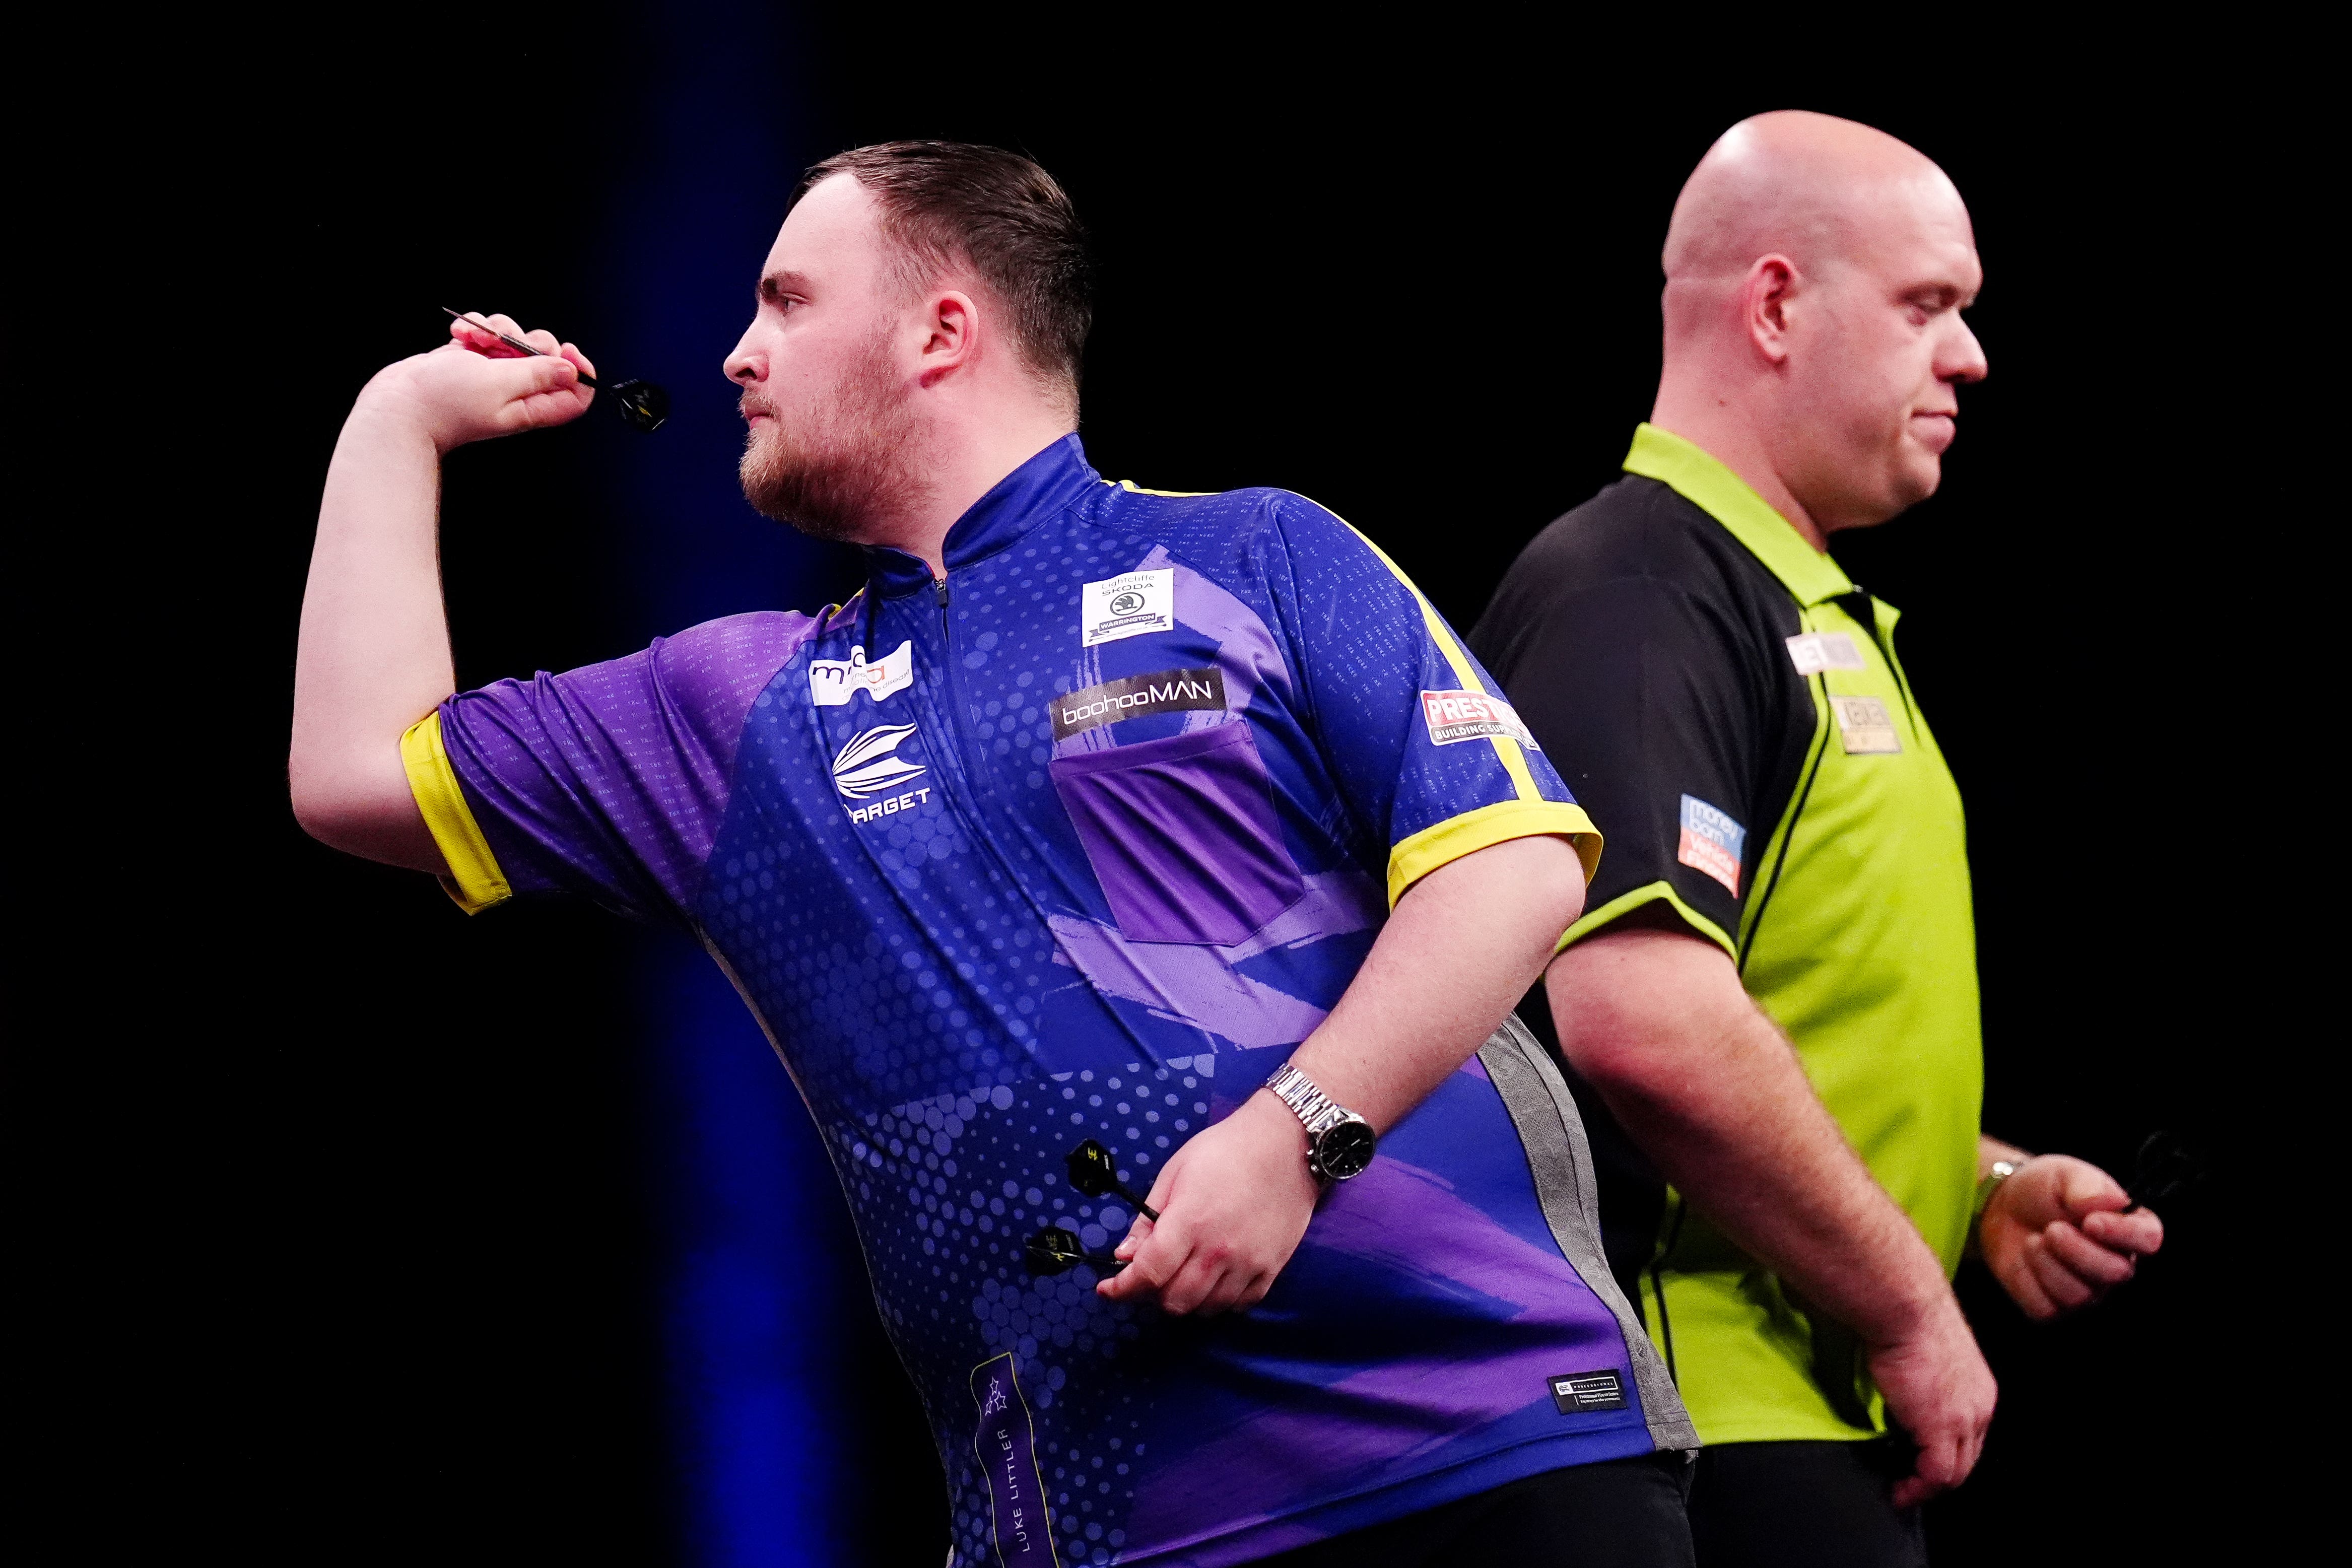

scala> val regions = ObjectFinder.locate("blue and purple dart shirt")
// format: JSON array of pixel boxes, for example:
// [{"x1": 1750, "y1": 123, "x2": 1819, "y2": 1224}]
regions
[{"x1": 403, "y1": 435, "x2": 1695, "y2": 1565}]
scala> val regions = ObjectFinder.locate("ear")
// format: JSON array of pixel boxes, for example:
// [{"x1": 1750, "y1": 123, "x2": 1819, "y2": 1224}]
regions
[
  {"x1": 916, "y1": 289, "x2": 979, "y2": 388},
  {"x1": 1740, "y1": 255, "x2": 1799, "y2": 366}
]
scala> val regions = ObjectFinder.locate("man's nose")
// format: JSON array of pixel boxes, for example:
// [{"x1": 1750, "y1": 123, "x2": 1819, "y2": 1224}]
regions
[
  {"x1": 1941, "y1": 319, "x2": 1989, "y2": 385},
  {"x1": 723, "y1": 328, "x2": 764, "y2": 384}
]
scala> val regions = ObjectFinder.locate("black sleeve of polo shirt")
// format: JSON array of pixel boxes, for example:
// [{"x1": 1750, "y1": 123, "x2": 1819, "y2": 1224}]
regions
[{"x1": 1476, "y1": 573, "x2": 1774, "y2": 952}]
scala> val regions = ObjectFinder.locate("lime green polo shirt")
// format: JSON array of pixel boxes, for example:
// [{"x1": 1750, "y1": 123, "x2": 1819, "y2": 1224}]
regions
[{"x1": 1471, "y1": 424, "x2": 1984, "y2": 1444}]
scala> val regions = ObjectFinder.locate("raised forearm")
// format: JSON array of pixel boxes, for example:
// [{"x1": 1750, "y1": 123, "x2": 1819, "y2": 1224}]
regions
[
  {"x1": 1291, "y1": 833, "x2": 1587, "y2": 1130},
  {"x1": 290, "y1": 399, "x2": 452, "y2": 868},
  {"x1": 1549, "y1": 926, "x2": 1950, "y2": 1345}
]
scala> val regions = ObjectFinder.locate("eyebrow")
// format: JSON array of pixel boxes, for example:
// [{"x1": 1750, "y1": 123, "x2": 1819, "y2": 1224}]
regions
[{"x1": 759, "y1": 269, "x2": 816, "y2": 305}]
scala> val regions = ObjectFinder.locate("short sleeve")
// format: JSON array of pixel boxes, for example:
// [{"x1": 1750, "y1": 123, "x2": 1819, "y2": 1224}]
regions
[
  {"x1": 1476, "y1": 576, "x2": 1775, "y2": 957},
  {"x1": 402, "y1": 610, "x2": 818, "y2": 921},
  {"x1": 1261, "y1": 497, "x2": 1599, "y2": 907}
]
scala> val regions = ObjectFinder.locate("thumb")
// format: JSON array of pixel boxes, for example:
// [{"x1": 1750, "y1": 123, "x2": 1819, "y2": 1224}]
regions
[
  {"x1": 1113, "y1": 1212, "x2": 1155, "y2": 1261},
  {"x1": 2061, "y1": 1159, "x2": 2129, "y2": 1219},
  {"x1": 521, "y1": 354, "x2": 579, "y2": 393}
]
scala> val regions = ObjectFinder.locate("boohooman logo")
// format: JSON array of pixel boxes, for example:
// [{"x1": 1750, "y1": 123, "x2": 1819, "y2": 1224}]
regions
[
  {"x1": 831, "y1": 724, "x2": 927, "y2": 800},
  {"x1": 1051, "y1": 667, "x2": 1227, "y2": 740}
]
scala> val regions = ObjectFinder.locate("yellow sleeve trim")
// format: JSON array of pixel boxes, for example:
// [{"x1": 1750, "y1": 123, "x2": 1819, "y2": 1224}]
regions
[
  {"x1": 400, "y1": 710, "x2": 512, "y2": 915},
  {"x1": 1556, "y1": 879, "x2": 1734, "y2": 960},
  {"x1": 1387, "y1": 799, "x2": 1600, "y2": 909},
  {"x1": 1329, "y1": 514, "x2": 1544, "y2": 804}
]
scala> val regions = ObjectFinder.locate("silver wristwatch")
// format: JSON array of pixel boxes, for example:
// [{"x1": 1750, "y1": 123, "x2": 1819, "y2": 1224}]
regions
[{"x1": 1263, "y1": 1063, "x2": 1378, "y2": 1182}]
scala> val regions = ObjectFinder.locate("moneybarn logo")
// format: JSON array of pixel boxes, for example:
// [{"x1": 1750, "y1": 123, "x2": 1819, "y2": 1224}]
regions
[
  {"x1": 1419, "y1": 690, "x2": 1539, "y2": 749},
  {"x1": 832, "y1": 724, "x2": 931, "y2": 823},
  {"x1": 1050, "y1": 667, "x2": 1227, "y2": 740},
  {"x1": 1676, "y1": 793, "x2": 1745, "y2": 896}
]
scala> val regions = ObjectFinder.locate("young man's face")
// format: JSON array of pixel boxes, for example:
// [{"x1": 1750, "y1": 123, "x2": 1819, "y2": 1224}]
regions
[
  {"x1": 726, "y1": 173, "x2": 928, "y2": 540},
  {"x1": 1783, "y1": 177, "x2": 1989, "y2": 532}
]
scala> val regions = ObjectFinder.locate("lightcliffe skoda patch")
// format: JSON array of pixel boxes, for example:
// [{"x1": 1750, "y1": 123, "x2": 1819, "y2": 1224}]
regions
[
  {"x1": 1052, "y1": 667, "x2": 1226, "y2": 740},
  {"x1": 1549, "y1": 1370, "x2": 1630, "y2": 1414},
  {"x1": 1081, "y1": 568, "x2": 1175, "y2": 647},
  {"x1": 1677, "y1": 793, "x2": 1745, "y2": 896},
  {"x1": 1420, "y1": 690, "x2": 1540, "y2": 749}
]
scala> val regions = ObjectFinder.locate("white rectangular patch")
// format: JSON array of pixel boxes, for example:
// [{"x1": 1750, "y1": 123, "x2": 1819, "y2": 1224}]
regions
[
  {"x1": 1420, "y1": 690, "x2": 1539, "y2": 749},
  {"x1": 1785, "y1": 632, "x2": 1869, "y2": 676},
  {"x1": 1081, "y1": 569, "x2": 1175, "y2": 647},
  {"x1": 1831, "y1": 695, "x2": 1903, "y2": 754},
  {"x1": 809, "y1": 640, "x2": 915, "y2": 707}
]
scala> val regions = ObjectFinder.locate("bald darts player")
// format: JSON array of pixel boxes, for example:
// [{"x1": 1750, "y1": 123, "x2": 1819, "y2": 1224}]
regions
[{"x1": 1471, "y1": 114, "x2": 2166, "y2": 1564}]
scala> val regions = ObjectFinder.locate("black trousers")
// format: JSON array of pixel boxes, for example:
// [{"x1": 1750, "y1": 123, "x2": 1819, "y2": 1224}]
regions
[
  {"x1": 1688, "y1": 1441, "x2": 1926, "y2": 1568},
  {"x1": 1251, "y1": 1451, "x2": 1697, "y2": 1567}
]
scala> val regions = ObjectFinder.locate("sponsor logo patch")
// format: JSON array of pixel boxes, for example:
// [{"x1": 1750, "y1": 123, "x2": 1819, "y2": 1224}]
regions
[
  {"x1": 1549, "y1": 1370, "x2": 1630, "y2": 1414},
  {"x1": 832, "y1": 723, "x2": 927, "y2": 801},
  {"x1": 1676, "y1": 793, "x2": 1745, "y2": 896},
  {"x1": 1784, "y1": 632, "x2": 1869, "y2": 676},
  {"x1": 1051, "y1": 667, "x2": 1226, "y2": 740},
  {"x1": 1081, "y1": 568, "x2": 1175, "y2": 647},
  {"x1": 809, "y1": 640, "x2": 915, "y2": 707},
  {"x1": 1419, "y1": 690, "x2": 1540, "y2": 749},
  {"x1": 1830, "y1": 695, "x2": 1903, "y2": 755}
]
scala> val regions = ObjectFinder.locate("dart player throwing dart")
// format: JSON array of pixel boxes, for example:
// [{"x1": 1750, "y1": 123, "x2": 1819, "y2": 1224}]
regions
[{"x1": 291, "y1": 143, "x2": 1700, "y2": 1565}]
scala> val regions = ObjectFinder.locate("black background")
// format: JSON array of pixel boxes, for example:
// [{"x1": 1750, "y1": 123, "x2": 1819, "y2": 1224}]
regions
[{"x1": 21, "y1": 11, "x2": 2297, "y2": 1564}]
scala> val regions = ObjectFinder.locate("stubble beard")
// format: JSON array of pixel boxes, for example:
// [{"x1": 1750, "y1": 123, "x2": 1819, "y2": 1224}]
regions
[{"x1": 738, "y1": 333, "x2": 930, "y2": 543}]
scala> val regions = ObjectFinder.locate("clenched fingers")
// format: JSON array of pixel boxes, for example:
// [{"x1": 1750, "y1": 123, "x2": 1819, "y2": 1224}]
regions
[
  {"x1": 449, "y1": 311, "x2": 537, "y2": 356},
  {"x1": 2043, "y1": 1221, "x2": 2138, "y2": 1288},
  {"x1": 2002, "y1": 1251, "x2": 2060, "y2": 1321},
  {"x1": 2024, "y1": 1233, "x2": 2098, "y2": 1312},
  {"x1": 2081, "y1": 1206, "x2": 2163, "y2": 1255}
]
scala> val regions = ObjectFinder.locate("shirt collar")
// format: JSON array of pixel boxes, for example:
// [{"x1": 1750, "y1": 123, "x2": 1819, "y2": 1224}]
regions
[
  {"x1": 1622, "y1": 423, "x2": 1855, "y2": 607},
  {"x1": 865, "y1": 433, "x2": 1101, "y2": 597}
]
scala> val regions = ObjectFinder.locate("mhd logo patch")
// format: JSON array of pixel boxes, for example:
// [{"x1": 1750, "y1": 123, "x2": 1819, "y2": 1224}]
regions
[
  {"x1": 1676, "y1": 793, "x2": 1745, "y2": 897},
  {"x1": 809, "y1": 639, "x2": 914, "y2": 707}
]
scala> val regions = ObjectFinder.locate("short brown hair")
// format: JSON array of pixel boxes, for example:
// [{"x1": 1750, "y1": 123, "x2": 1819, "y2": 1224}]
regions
[{"x1": 794, "y1": 141, "x2": 1093, "y2": 406}]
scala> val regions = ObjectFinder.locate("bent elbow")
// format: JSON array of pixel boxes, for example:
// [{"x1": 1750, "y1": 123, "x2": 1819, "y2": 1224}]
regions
[
  {"x1": 1557, "y1": 1021, "x2": 1652, "y2": 1098},
  {"x1": 288, "y1": 769, "x2": 360, "y2": 851},
  {"x1": 287, "y1": 755, "x2": 403, "y2": 857}
]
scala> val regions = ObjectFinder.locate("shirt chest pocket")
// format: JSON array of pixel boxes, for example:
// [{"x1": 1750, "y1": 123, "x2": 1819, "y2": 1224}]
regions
[{"x1": 1048, "y1": 722, "x2": 1305, "y2": 945}]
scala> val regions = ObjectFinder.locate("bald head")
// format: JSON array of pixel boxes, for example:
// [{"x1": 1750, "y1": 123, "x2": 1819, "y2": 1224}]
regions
[
  {"x1": 1664, "y1": 111, "x2": 1964, "y2": 285},
  {"x1": 1649, "y1": 111, "x2": 1987, "y2": 542}
]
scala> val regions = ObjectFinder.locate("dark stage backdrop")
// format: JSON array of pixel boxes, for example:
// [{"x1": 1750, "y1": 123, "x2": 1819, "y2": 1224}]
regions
[{"x1": 23, "y1": 13, "x2": 2291, "y2": 1565}]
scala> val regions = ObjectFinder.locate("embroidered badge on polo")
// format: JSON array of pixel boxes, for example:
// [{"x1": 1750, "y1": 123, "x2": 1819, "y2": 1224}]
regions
[
  {"x1": 1677, "y1": 793, "x2": 1745, "y2": 896},
  {"x1": 809, "y1": 640, "x2": 915, "y2": 707},
  {"x1": 1830, "y1": 696, "x2": 1903, "y2": 754},
  {"x1": 1081, "y1": 568, "x2": 1175, "y2": 647},
  {"x1": 1785, "y1": 632, "x2": 1868, "y2": 676}
]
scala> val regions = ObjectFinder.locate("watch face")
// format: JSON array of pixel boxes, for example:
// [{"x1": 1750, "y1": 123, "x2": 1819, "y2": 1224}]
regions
[{"x1": 1314, "y1": 1119, "x2": 1378, "y2": 1181}]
